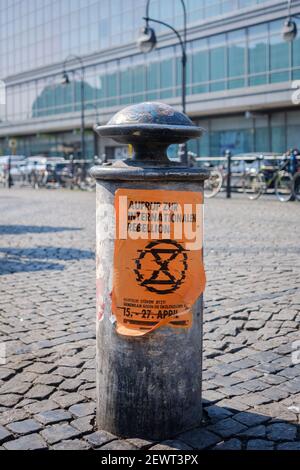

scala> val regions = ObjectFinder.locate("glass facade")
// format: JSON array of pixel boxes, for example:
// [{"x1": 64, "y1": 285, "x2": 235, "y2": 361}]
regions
[
  {"x1": 2, "y1": 109, "x2": 299, "y2": 159},
  {"x1": 0, "y1": 0, "x2": 270, "y2": 78},
  {"x1": 0, "y1": 0, "x2": 299, "y2": 158},
  {"x1": 0, "y1": 129, "x2": 95, "y2": 157},
  {"x1": 192, "y1": 110, "x2": 300, "y2": 157},
  {"x1": 4, "y1": 16, "x2": 300, "y2": 123}
]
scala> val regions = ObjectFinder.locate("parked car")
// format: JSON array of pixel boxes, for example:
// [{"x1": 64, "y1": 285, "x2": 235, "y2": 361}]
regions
[
  {"x1": 0, "y1": 155, "x2": 26, "y2": 185},
  {"x1": 24, "y1": 157, "x2": 68, "y2": 187}
]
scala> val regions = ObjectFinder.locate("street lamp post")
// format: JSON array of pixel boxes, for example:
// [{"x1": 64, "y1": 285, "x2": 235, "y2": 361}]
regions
[
  {"x1": 7, "y1": 155, "x2": 12, "y2": 188},
  {"x1": 282, "y1": 0, "x2": 298, "y2": 41},
  {"x1": 137, "y1": 0, "x2": 188, "y2": 166},
  {"x1": 61, "y1": 55, "x2": 86, "y2": 159},
  {"x1": 88, "y1": 103, "x2": 101, "y2": 161}
]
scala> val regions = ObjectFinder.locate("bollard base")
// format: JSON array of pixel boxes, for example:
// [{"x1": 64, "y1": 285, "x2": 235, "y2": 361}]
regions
[{"x1": 96, "y1": 299, "x2": 203, "y2": 441}]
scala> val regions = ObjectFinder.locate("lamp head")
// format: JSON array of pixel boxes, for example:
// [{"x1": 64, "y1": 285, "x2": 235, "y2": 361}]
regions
[
  {"x1": 61, "y1": 71, "x2": 71, "y2": 85},
  {"x1": 137, "y1": 25, "x2": 157, "y2": 53},
  {"x1": 282, "y1": 18, "x2": 297, "y2": 42}
]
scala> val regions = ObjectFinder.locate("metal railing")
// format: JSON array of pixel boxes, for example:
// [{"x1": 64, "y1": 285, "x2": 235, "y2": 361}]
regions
[{"x1": 195, "y1": 154, "x2": 300, "y2": 198}]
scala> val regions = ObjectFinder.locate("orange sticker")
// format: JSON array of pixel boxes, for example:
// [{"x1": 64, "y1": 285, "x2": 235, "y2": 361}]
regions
[{"x1": 112, "y1": 189, "x2": 206, "y2": 336}]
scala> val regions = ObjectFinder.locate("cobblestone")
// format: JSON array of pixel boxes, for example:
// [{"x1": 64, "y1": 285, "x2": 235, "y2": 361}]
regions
[
  {"x1": 179, "y1": 428, "x2": 221, "y2": 449},
  {"x1": 125, "y1": 438, "x2": 154, "y2": 449},
  {"x1": 40, "y1": 423, "x2": 81, "y2": 444},
  {"x1": 3, "y1": 433, "x2": 47, "y2": 450},
  {"x1": 51, "y1": 439, "x2": 91, "y2": 450},
  {"x1": 205, "y1": 405, "x2": 233, "y2": 422},
  {"x1": 266, "y1": 423, "x2": 297, "y2": 442},
  {"x1": 208, "y1": 417, "x2": 247, "y2": 438},
  {"x1": 0, "y1": 189, "x2": 299, "y2": 450},
  {"x1": 35, "y1": 409, "x2": 72, "y2": 425},
  {"x1": 247, "y1": 439, "x2": 274, "y2": 450},
  {"x1": 6, "y1": 419, "x2": 42, "y2": 435},
  {"x1": 26, "y1": 385, "x2": 54, "y2": 400},
  {"x1": 233, "y1": 411, "x2": 270, "y2": 427},
  {"x1": 238, "y1": 425, "x2": 266, "y2": 438},
  {"x1": 71, "y1": 415, "x2": 94, "y2": 433},
  {"x1": 214, "y1": 438, "x2": 242, "y2": 450},
  {"x1": 84, "y1": 430, "x2": 117, "y2": 447},
  {"x1": 277, "y1": 442, "x2": 300, "y2": 450},
  {"x1": 0, "y1": 426, "x2": 12, "y2": 444},
  {"x1": 69, "y1": 402, "x2": 95, "y2": 418},
  {"x1": 98, "y1": 440, "x2": 138, "y2": 450},
  {"x1": 158, "y1": 440, "x2": 192, "y2": 450},
  {"x1": 52, "y1": 393, "x2": 85, "y2": 408}
]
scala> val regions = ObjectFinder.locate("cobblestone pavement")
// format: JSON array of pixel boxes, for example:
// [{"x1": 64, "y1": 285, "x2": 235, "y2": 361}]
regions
[{"x1": 0, "y1": 188, "x2": 299, "y2": 451}]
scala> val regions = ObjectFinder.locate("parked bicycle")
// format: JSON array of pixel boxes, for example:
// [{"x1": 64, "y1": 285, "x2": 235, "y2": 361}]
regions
[
  {"x1": 203, "y1": 160, "x2": 260, "y2": 200},
  {"x1": 204, "y1": 166, "x2": 223, "y2": 198},
  {"x1": 248, "y1": 155, "x2": 295, "y2": 202},
  {"x1": 291, "y1": 148, "x2": 300, "y2": 201},
  {"x1": 293, "y1": 171, "x2": 300, "y2": 201},
  {"x1": 203, "y1": 153, "x2": 298, "y2": 202},
  {"x1": 204, "y1": 165, "x2": 262, "y2": 200}
]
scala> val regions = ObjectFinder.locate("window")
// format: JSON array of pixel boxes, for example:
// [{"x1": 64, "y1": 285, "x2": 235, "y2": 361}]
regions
[
  {"x1": 206, "y1": 1, "x2": 221, "y2": 18},
  {"x1": 192, "y1": 43, "x2": 209, "y2": 94},
  {"x1": 106, "y1": 65, "x2": 118, "y2": 107},
  {"x1": 228, "y1": 35, "x2": 245, "y2": 88},
  {"x1": 132, "y1": 57, "x2": 145, "y2": 102},
  {"x1": 249, "y1": 37, "x2": 268, "y2": 85},
  {"x1": 271, "y1": 113, "x2": 286, "y2": 153},
  {"x1": 146, "y1": 60, "x2": 160, "y2": 100},
  {"x1": 292, "y1": 19, "x2": 300, "y2": 68},
  {"x1": 120, "y1": 58, "x2": 132, "y2": 105},
  {"x1": 286, "y1": 111, "x2": 300, "y2": 149},
  {"x1": 270, "y1": 33, "x2": 289, "y2": 83},
  {"x1": 254, "y1": 116, "x2": 269, "y2": 152},
  {"x1": 210, "y1": 35, "x2": 226, "y2": 91},
  {"x1": 160, "y1": 49, "x2": 174, "y2": 99}
]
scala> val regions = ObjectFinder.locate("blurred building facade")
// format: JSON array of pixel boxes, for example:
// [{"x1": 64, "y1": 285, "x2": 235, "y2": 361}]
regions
[{"x1": 0, "y1": 0, "x2": 300, "y2": 158}]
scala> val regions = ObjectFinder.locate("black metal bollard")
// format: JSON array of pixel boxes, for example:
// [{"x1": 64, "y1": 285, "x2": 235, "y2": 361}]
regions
[
  {"x1": 91, "y1": 102, "x2": 208, "y2": 440},
  {"x1": 7, "y1": 156, "x2": 13, "y2": 189},
  {"x1": 226, "y1": 150, "x2": 232, "y2": 199}
]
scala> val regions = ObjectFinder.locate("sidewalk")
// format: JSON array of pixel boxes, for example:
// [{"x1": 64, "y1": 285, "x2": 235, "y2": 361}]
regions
[{"x1": 0, "y1": 188, "x2": 299, "y2": 450}]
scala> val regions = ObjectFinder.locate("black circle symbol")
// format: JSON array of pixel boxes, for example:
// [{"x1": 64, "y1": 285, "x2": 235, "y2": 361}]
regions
[{"x1": 134, "y1": 240, "x2": 188, "y2": 295}]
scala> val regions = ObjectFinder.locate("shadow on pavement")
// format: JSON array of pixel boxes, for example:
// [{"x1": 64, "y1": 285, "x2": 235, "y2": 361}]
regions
[
  {"x1": 0, "y1": 246, "x2": 94, "y2": 275},
  {"x1": 0, "y1": 225, "x2": 81, "y2": 234},
  {"x1": 172, "y1": 401, "x2": 300, "y2": 450}
]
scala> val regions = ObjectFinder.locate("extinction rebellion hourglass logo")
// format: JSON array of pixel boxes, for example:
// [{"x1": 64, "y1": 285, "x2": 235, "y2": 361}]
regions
[{"x1": 134, "y1": 240, "x2": 188, "y2": 295}]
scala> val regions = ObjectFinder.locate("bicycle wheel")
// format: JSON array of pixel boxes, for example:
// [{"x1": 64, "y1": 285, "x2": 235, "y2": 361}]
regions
[
  {"x1": 243, "y1": 173, "x2": 264, "y2": 200},
  {"x1": 275, "y1": 172, "x2": 293, "y2": 202},
  {"x1": 293, "y1": 173, "x2": 300, "y2": 202},
  {"x1": 204, "y1": 170, "x2": 223, "y2": 199}
]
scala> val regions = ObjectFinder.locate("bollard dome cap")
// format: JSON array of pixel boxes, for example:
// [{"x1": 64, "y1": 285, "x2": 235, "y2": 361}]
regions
[
  {"x1": 91, "y1": 101, "x2": 209, "y2": 180},
  {"x1": 94, "y1": 102, "x2": 204, "y2": 144}
]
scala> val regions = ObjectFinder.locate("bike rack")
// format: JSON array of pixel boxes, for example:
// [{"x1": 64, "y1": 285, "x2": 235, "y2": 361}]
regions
[{"x1": 198, "y1": 155, "x2": 300, "y2": 200}]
